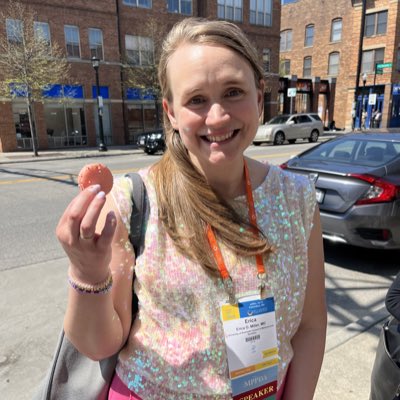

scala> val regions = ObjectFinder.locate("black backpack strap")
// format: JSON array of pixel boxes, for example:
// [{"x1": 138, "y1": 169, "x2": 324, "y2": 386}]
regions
[{"x1": 126, "y1": 172, "x2": 148, "y2": 257}]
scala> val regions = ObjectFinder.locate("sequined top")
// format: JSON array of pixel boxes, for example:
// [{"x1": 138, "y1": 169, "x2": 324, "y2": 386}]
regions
[{"x1": 112, "y1": 164, "x2": 316, "y2": 400}]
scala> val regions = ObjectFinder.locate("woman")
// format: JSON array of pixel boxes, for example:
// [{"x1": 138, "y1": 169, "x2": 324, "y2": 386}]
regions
[{"x1": 56, "y1": 18, "x2": 327, "y2": 399}]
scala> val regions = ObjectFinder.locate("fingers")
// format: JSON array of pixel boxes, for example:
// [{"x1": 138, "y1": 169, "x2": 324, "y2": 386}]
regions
[
  {"x1": 97, "y1": 211, "x2": 117, "y2": 249},
  {"x1": 56, "y1": 184, "x2": 104, "y2": 246},
  {"x1": 79, "y1": 190, "x2": 106, "y2": 240}
]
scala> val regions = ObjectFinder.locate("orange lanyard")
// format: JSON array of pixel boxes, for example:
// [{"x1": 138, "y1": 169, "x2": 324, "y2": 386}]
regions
[{"x1": 206, "y1": 159, "x2": 267, "y2": 304}]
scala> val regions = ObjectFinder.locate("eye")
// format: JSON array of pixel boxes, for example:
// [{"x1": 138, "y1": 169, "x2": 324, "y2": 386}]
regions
[
  {"x1": 226, "y1": 88, "x2": 243, "y2": 98},
  {"x1": 187, "y1": 96, "x2": 205, "y2": 106}
]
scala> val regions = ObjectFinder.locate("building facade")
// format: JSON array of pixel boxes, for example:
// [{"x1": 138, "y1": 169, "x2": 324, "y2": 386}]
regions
[
  {"x1": 280, "y1": 0, "x2": 400, "y2": 130},
  {"x1": 0, "y1": 0, "x2": 281, "y2": 152}
]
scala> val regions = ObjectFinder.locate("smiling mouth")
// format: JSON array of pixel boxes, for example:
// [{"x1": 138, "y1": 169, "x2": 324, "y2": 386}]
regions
[{"x1": 202, "y1": 129, "x2": 240, "y2": 143}]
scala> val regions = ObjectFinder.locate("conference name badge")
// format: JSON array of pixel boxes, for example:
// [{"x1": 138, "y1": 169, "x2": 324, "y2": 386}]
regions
[{"x1": 221, "y1": 294, "x2": 278, "y2": 400}]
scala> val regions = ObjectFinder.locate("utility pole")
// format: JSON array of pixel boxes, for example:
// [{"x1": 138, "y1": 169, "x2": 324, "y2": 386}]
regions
[{"x1": 352, "y1": 0, "x2": 367, "y2": 130}]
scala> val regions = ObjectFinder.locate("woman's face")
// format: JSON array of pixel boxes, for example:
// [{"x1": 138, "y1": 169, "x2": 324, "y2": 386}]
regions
[{"x1": 163, "y1": 43, "x2": 264, "y2": 173}]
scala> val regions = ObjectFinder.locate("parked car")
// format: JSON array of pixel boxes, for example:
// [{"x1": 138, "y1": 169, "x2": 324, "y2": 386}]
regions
[
  {"x1": 253, "y1": 113, "x2": 324, "y2": 146},
  {"x1": 136, "y1": 129, "x2": 165, "y2": 154},
  {"x1": 280, "y1": 132, "x2": 400, "y2": 250}
]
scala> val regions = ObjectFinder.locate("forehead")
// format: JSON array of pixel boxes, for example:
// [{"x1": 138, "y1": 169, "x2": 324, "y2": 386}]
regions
[{"x1": 166, "y1": 43, "x2": 255, "y2": 92}]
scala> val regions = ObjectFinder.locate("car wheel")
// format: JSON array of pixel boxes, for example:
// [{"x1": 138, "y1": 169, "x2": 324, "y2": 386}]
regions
[
  {"x1": 274, "y1": 132, "x2": 285, "y2": 146},
  {"x1": 288, "y1": 139, "x2": 296, "y2": 144},
  {"x1": 253, "y1": 142, "x2": 261, "y2": 146},
  {"x1": 309, "y1": 130, "x2": 319, "y2": 143}
]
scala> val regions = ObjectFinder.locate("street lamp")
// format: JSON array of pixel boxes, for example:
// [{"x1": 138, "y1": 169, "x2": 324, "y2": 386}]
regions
[
  {"x1": 362, "y1": 73, "x2": 367, "y2": 88},
  {"x1": 91, "y1": 56, "x2": 107, "y2": 151}
]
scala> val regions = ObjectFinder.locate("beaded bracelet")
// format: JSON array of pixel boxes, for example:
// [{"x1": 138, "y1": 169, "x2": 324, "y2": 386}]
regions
[{"x1": 68, "y1": 271, "x2": 113, "y2": 294}]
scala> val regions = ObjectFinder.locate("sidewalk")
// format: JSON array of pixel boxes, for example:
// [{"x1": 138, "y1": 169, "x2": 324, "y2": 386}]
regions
[
  {"x1": 0, "y1": 144, "x2": 143, "y2": 165},
  {"x1": 0, "y1": 130, "x2": 345, "y2": 165}
]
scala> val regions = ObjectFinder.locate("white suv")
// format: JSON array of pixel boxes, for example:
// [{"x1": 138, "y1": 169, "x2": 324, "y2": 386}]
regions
[{"x1": 253, "y1": 113, "x2": 324, "y2": 146}]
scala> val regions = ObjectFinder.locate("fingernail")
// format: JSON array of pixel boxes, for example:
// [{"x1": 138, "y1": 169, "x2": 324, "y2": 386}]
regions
[
  {"x1": 88, "y1": 184, "x2": 101, "y2": 193},
  {"x1": 96, "y1": 191, "x2": 105, "y2": 199}
]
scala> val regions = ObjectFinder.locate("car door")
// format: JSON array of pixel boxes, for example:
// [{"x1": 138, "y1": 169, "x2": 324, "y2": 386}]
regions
[
  {"x1": 285, "y1": 116, "x2": 298, "y2": 140},
  {"x1": 297, "y1": 115, "x2": 313, "y2": 139}
]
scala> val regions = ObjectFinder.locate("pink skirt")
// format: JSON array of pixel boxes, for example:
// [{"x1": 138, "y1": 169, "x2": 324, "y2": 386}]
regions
[{"x1": 108, "y1": 373, "x2": 285, "y2": 399}]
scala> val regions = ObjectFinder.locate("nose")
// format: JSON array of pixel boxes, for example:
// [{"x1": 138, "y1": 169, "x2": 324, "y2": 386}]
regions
[{"x1": 205, "y1": 103, "x2": 230, "y2": 126}]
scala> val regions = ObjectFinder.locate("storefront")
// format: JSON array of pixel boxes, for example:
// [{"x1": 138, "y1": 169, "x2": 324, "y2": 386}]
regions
[
  {"x1": 278, "y1": 76, "x2": 335, "y2": 128},
  {"x1": 126, "y1": 88, "x2": 162, "y2": 144}
]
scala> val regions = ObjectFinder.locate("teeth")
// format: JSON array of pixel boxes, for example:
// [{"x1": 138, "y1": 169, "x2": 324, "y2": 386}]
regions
[{"x1": 206, "y1": 131, "x2": 235, "y2": 142}]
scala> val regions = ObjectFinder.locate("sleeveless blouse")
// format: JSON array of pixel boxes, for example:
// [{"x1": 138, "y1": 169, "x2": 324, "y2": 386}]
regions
[{"x1": 111, "y1": 164, "x2": 316, "y2": 399}]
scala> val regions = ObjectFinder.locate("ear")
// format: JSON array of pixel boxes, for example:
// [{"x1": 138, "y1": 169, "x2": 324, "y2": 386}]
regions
[
  {"x1": 162, "y1": 98, "x2": 178, "y2": 130},
  {"x1": 257, "y1": 80, "x2": 265, "y2": 117}
]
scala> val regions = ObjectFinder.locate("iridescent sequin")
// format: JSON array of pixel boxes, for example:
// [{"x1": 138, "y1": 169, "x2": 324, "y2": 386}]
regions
[{"x1": 111, "y1": 165, "x2": 316, "y2": 399}]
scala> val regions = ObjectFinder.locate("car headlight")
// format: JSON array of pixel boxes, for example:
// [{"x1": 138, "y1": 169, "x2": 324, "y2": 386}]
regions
[{"x1": 150, "y1": 133, "x2": 163, "y2": 140}]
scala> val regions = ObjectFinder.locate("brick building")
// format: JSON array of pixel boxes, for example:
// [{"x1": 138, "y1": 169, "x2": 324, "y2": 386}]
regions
[
  {"x1": 280, "y1": 0, "x2": 400, "y2": 130},
  {"x1": 0, "y1": 0, "x2": 281, "y2": 153}
]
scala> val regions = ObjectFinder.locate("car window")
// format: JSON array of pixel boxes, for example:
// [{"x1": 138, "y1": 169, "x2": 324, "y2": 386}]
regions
[
  {"x1": 309, "y1": 114, "x2": 322, "y2": 121},
  {"x1": 297, "y1": 115, "x2": 312, "y2": 123},
  {"x1": 268, "y1": 115, "x2": 290, "y2": 124},
  {"x1": 301, "y1": 138, "x2": 400, "y2": 166}
]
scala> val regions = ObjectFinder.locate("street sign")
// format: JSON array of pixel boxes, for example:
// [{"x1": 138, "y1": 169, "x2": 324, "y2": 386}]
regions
[
  {"x1": 376, "y1": 69, "x2": 383, "y2": 75},
  {"x1": 368, "y1": 93, "x2": 377, "y2": 105},
  {"x1": 287, "y1": 88, "x2": 297, "y2": 97},
  {"x1": 376, "y1": 62, "x2": 392, "y2": 69}
]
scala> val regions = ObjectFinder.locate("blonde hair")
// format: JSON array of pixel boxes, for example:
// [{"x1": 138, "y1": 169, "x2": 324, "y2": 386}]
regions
[{"x1": 152, "y1": 18, "x2": 271, "y2": 275}]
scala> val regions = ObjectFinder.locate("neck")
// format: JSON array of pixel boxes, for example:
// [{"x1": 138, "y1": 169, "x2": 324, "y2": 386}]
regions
[{"x1": 203, "y1": 158, "x2": 246, "y2": 200}]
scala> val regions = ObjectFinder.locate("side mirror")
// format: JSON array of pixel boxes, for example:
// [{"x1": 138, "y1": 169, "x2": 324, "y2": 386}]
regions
[{"x1": 288, "y1": 120, "x2": 295, "y2": 125}]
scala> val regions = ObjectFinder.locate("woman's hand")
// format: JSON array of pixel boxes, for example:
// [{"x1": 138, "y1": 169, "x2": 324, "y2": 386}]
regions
[{"x1": 56, "y1": 184, "x2": 117, "y2": 284}]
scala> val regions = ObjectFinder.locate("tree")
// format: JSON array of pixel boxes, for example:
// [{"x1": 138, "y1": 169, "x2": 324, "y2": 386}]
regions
[
  {"x1": 123, "y1": 19, "x2": 169, "y2": 131},
  {"x1": 0, "y1": 0, "x2": 71, "y2": 156}
]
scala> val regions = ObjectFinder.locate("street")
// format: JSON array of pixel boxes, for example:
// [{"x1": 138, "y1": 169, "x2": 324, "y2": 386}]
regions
[{"x1": 0, "y1": 142, "x2": 398, "y2": 399}]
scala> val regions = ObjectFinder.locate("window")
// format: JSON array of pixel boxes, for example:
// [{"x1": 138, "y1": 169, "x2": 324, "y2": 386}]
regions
[
  {"x1": 280, "y1": 30, "x2": 292, "y2": 51},
  {"x1": 250, "y1": 0, "x2": 272, "y2": 27},
  {"x1": 328, "y1": 52, "x2": 340, "y2": 75},
  {"x1": 125, "y1": 35, "x2": 154, "y2": 66},
  {"x1": 89, "y1": 28, "x2": 104, "y2": 60},
  {"x1": 331, "y1": 18, "x2": 342, "y2": 42},
  {"x1": 6, "y1": 19, "x2": 23, "y2": 44},
  {"x1": 361, "y1": 48, "x2": 384, "y2": 73},
  {"x1": 167, "y1": 0, "x2": 192, "y2": 14},
  {"x1": 64, "y1": 25, "x2": 80, "y2": 58},
  {"x1": 263, "y1": 48, "x2": 270, "y2": 73},
  {"x1": 365, "y1": 11, "x2": 388, "y2": 37},
  {"x1": 280, "y1": 59, "x2": 290, "y2": 76},
  {"x1": 34, "y1": 22, "x2": 51, "y2": 46},
  {"x1": 217, "y1": 0, "x2": 243, "y2": 22},
  {"x1": 304, "y1": 24, "x2": 314, "y2": 47},
  {"x1": 303, "y1": 56, "x2": 312, "y2": 77},
  {"x1": 123, "y1": 0, "x2": 151, "y2": 8}
]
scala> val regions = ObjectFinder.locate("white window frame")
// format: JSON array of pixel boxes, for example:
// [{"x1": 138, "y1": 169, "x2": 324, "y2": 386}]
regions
[
  {"x1": 328, "y1": 52, "x2": 340, "y2": 76},
  {"x1": 280, "y1": 30, "x2": 292, "y2": 52},
  {"x1": 123, "y1": 0, "x2": 152, "y2": 8},
  {"x1": 303, "y1": 56, "x2": 312, "y2": 77},
  {"x1": 361, "y1": 48, "x2": 385, "y2": 73},
  {"x1": 89, "y1": 28, "x2": 104, "y2": 60},
  {"x1": 304, "y1": 24, "x2": 314, "y2": 47},
  {"x1": 250, "y1": 0, "x2": 272, "y2": 27},
  {"x1": 64, "y1": 25, "x2": 81, "y2": 58},
  {"x1": 125, "y1": 35, "x2": 154, "y2": 66},
  {"x1": 167, "y1": 0, "x2": 192, "y2": 15},
  {"x1": 217, "y1": 0, "x2": 243, "y2": 22},
  {"x1": 331, "y1": 18, "x2": 342, "y2": 42},
  {"x1": 6, "y1": 18, "x2": 23, "y2": 44},
  {"x1": 365, "y1": 10, "x2": 388, "y2": 37},
  {"x1": 34, "y1": 22, "x2": 51, "y2": 46}
]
